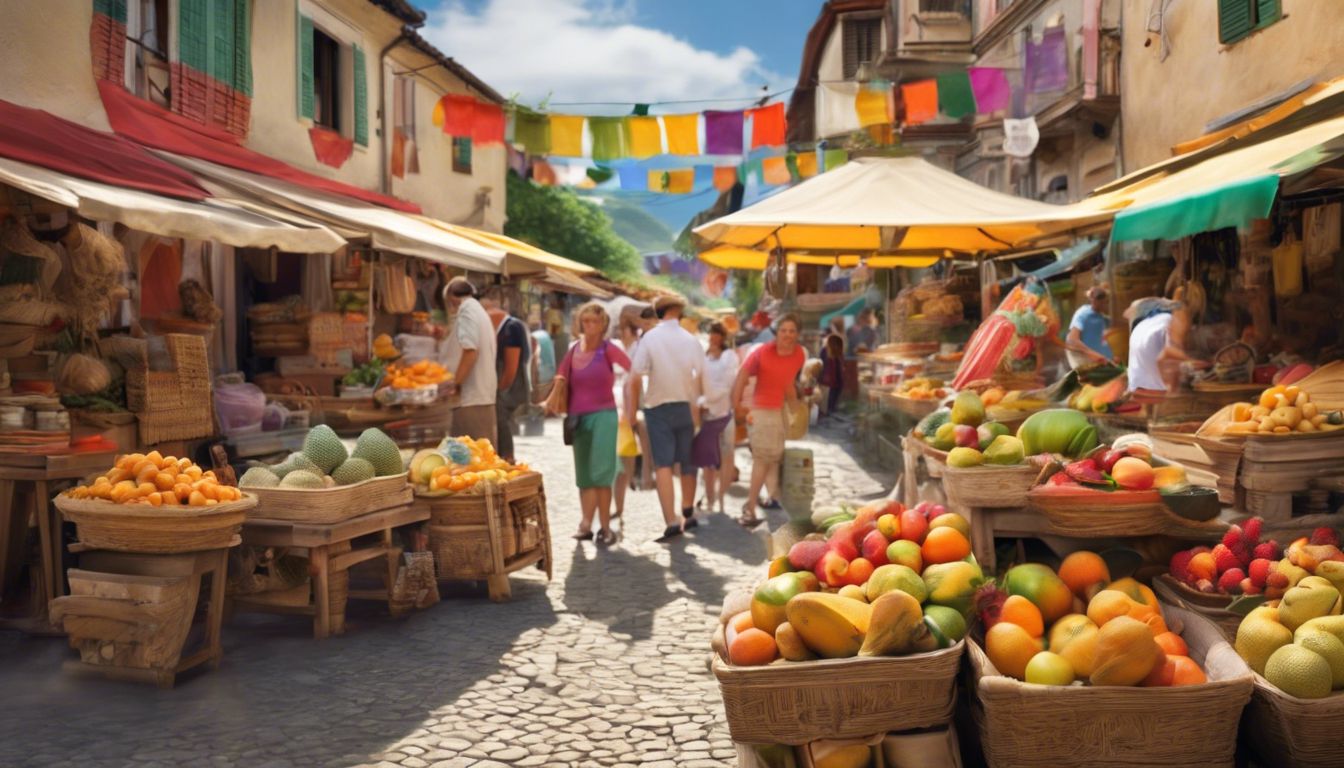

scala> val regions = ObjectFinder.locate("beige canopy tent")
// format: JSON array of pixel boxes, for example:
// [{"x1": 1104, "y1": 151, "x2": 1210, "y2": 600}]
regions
[{"x1": 692, "y1": 156, "x2": 1111, "y2": 269}]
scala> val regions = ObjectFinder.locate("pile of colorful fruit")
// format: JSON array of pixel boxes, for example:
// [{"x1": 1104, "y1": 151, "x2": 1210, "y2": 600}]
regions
[
  {"x1": 384, "y1": 360, "x2": 452, "y2": 390},
  {"x1": 373, "y1": 333, "x2": 400, "y2": 360},
  {"x1": 1235, "y1": 574, "x2": 1344, "y2": 699},
  {"x1": 981, "y1": 555, "x2": 1207, "y2": 687},
  {"x1": 408, "y1": 436, "x2": 531, "y2": 495},
  {"x1": 1222, "y1": 383, "x2": 1343, "y2": 435},
  {"x1": 914, "y1": 391, "x2": 1025, "y2": 468},
  {"x1": 719, "y1": 500, "x2": 977, "y2": 666},
  {"x1": 238, "y1": 426, "x2": 405, "y2": 489},
  {"x1": 1036, "y1": 441, "x2": 1189, "y2": 493},
  {"x1": 65, "y1": 451, "x2": 244, "y2": 506},
  {"x1": 896, "y1": 377, "x2": 950, "y2": 401}
]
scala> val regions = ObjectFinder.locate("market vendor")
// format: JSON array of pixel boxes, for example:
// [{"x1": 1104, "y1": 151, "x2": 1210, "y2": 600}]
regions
[
  {"x1": 440, "y1": 277, "x2": 498, "y2": 444},
  {"x1": 1065, "y1": 286, "x2": 1114, "y2": 368},
  {"x1": 1124, "y1": 297, "x2": 1208, "y2": 393}
]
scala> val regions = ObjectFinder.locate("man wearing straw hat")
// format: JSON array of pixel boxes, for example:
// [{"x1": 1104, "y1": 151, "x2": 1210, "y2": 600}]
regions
[{"x1": 440, "y1": 276, "x2": 498, "y2": 445}]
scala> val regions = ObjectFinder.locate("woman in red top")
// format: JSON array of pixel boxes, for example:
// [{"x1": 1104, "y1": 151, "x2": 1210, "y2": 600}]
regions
[{"x1": 730, "y1": 313, "x2": 806, "y2": 527}]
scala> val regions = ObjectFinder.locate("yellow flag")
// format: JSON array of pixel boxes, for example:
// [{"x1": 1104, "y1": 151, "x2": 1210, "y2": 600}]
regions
[
  {"x1": 855, "y1": 86, "x2": 890, "y2": 128},
  {"x1": 663, "y1": 114, "x2": 699, "y2": 155},
  {"x1": 649, "y1": 169, "x2": 694, "y2": 193},
  {"x1": 626, "y1": 116, "x2": 662, "y2": 158},
  {"x1": 796, "y1": 152, "x2": 818, "y2": 178},
  {"x1": 550, "y1": 115, "x2": 586, "y2": 157}
]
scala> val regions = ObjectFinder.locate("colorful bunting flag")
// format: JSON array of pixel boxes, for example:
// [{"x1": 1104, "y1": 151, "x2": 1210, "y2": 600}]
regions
[
  {"x1": 549, "y1": 115, "x2": 585, "y2": 157},
  {"x1": 796, "y1": 152, "x2": 818, "y2": 179},
  {"x1": 822, "y1": 149, "x2": 848, "y2": 172},
  {"x1": 512, "y1": 111, "x2": 551, "y2": 154},
  {"x1": 762, "y1": 157, "x2": 791, "y2": 186},
  {"x1": 589, "y1": 116, "x2": 628, "y2": 160},
  {"x1": 625, "y1": 116, "x2": 662, "y2": 159},
  {"x1": 618, "y1": 165, "x2": 648, "y2": 191},
  {"x1": 818, "y1": 82, "x2": 862, "y2": 137},
  {"x1": 704, "y1": 110, "x2": 745, "y2": 155},
  {"x1": 855, "y1": 83, "x2": 891, "y2": 128},
  {"x1": 471, "y1": 101, "x2": 506, "y2": 145},
  {"x1": 968, "y1": 68, "x2": 1010, "y2": 114},
  {"x1": 663, "y1": 114, "x2": 700, "y2": 155},
  {"x1": 650, "y1": 168, "x2": 694, "y2": 193},
  {"x1": 748, "y1": 103, "x2": 786, "y2": 149},
  {"x1": 440, "y1": 94, "x2": 477, "y2": 136},
  {"x1": 531, "y1": 159, "x2": 557, "y2": 185},
  {"x1": 901, "y1": 80, "x2": 938, "y2": 126},
  {"x1": 713, "y1": 166, "x2": 738, "y2": 192},
  {"x1": 935, "y1": 71, "x2": 976, "y2": 120}
]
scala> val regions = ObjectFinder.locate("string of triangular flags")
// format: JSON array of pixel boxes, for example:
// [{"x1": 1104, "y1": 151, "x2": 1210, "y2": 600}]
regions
[{"x1": 526, "y1": 147, "x2": 855, "y2": 194}]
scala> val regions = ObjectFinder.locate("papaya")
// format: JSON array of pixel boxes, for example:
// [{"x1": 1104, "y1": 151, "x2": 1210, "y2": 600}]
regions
[
  {"x1": 1090, "y1": 616, "x2": 1161, "y2": 686},
  {"x1": 784, "y1": 592, "x2": 871, "y2": 659},
  {"x1": 859, "y1": 591, "x2": 932, "y2": 657}
]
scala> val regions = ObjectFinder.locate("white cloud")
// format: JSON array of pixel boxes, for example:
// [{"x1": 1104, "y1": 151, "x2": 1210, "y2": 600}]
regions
[{"x1": 420, "y1": 0, "x2": 790, "y2": 114}]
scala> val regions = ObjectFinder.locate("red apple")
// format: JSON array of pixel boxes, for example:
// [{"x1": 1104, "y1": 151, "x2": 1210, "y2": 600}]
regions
[
  {"x1": 828, "y1": 527, "x2": 860, "y2": 561},
  {"x1": 861, "y1": 530, "x2": 891, "y2": 566},
  {"x1": 899, "y1": 509, "x2": 929, "y2": 544},
  {"x1": 925, "y1": 503, "x2": 947, "y2": 522},
  {"x1": 913, "y1": 501, "x2": 932, "y2": 518},
  {"x1": 815, "y1": 551, "x2": 850, "y2": 587},
  {"x1": 788, "y1": 540, "x2": 830, "y2": 571},
  {"x1": 845, "y1": 557, "x2": 875, "y2": 587},
  {"x1": 1098, "y1": 450, "x2": 1124, "y2": 474},
  {"x1": 953, "y1": 424, "x2": 979, "y2": 448}
]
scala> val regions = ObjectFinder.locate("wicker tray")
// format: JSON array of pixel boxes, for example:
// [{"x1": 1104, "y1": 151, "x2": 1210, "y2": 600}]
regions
[
  {"x1": 1152, "y1": 574, "x2": 1241, "y2": 642},
  {"x1": 55, "y1": 494, "x2": 255, "y2": 554},
  {"x1": 1027, "y1": 486, "x2": 1228, "y2": 538},
  {"x1": 711, "y1": 623, "x2": 963, "y2": 745},
  {"x1": 247, "y1": 473, "x2": 412, "y2": 523},
  {"x1": 942, "y1": 464, "x2": 1039, "y2": 508},
  {"x1": 966, "y1": 602, "x2": 1253, "y2": 768}
]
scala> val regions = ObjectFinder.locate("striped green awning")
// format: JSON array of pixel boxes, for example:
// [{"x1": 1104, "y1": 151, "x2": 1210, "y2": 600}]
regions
[{"x1": 1112, "y1": 174, "x2": 1280, "y2": 242}]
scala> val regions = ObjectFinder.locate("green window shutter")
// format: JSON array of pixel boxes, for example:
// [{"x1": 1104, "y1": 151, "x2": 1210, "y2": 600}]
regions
[
  {"x1": 1255, "y1": 0, "x2": 1281, "y2": 29},
  {"x1": 1218, "y1": 0, "x2": 1253, "y2": 44},
  {"x1": 233, "y1": 0, "x2": 252, "y2": 96},
  {"x1": 179, "y1": 0, "x2": 209, "y2": 73},
  {"x1": 352, "y1": 43, "x2": 369, "y2": 146},
  {"x1": 210, "y1": 0, "x2": 236, "y2": 86},
  {"x1": 296, "y1": 10, "x2": 314, "y2": 119},
  {"x1": 94, "y1": 0, "x2": 128, "y2": 23}
]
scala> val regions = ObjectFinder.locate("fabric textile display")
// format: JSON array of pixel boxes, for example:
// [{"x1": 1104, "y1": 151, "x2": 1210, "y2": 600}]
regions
[
  {"x1": 855, "y1": 83, "x2": 891, "y2": 127},
  {"x1": 704, "y1": 110, "x2": 745, "y2": 155},
  {"x1": 817, "y1": 82, "x2": 862, "y2": 137},
  {"x1": 625, "y1": 116, "x2": 662, "y2": 158},
  {"x1": 969, "y1": 67, "x2": 1011, "y2": 113},
  {"x1": 664, "y1": 114, "x2": 700, "y2": 155},
  {"x1": 440, "y1": 94, "x2": 477, "y2": 136},
  {"x1": 762, "y1": 157, "x2": 791, "y2": 186},
  {"x1": 618, "y1": 165, "x2": 648, "y2": 191},
  {"x1": 935, "y1": 72, "x2": 977, "y2": 119},
  {"x1": 589, "y1": 116, "x2": 628, "y2": 160},
  {"x1": 796, "y1": 152, "x2": 818, "y2": 178},
  {"x1": 1025, "y1": 26, "x2": 1069, "y2": 94},
  {"x1": 309, "y1": 127, "x2": 353, "y2": 168},
  {"x1": 391, "y1": 128, "x2": 407, "y2": 178},
  {"x1": 650, "y1": 169, "x2": 694, "y2": 193},
  {"x1": 713, "y1": 166, "x2": 738, "y2": 192},
  {"x1": 512, "y1": 110, "x2": 551, "y2": 154},
  {"x1": 531, "y1": 159, "x2": 558, "y2": 185},
  {"x1": 302, "y1": 253, "x2": 334, "y2": 312},
  {"x1": 902, "y1": 80, "x2": 938, "y2": 125},
  {"x1": 549, "y1": 115, "x2": 585, "y2": 156},
  {"x1": 471, "y1": 102, "x2": 506, "y2": 145},
  {"x1": 748, "y1": 103, "x2": 786, "y2": 148},
  {"x1": 952, "y1": 276, "x2": 1061, "y2": 390}
]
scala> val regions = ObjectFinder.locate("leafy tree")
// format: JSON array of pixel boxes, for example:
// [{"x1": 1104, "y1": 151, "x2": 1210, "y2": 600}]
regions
[{"x1": 504, "y1": 171, "x2": 643, "y2": 280}]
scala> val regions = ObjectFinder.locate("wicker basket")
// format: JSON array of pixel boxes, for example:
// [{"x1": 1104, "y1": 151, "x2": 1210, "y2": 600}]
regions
[
  {"x1": 1152, "y1": 574, "x2": 1242, "y2": 642},
  {"x1": 1243, "y1": 673, "x2": 1344, "y2": 768},
  {"x1": 1027, "y1": 487, "x2": 1229, "y2": 538},
  {"x1": 966, "y1": 602, "x2": 1253, "y2": 768},
  {"x1": 125, "y1": 334, "x2": 214, "y2": 444},
  {"x1": 246, "y1": 473, "x2": 412, "y2": 523},
  {"x1": 55, "y1": 494, "x2": 256, "y2": 554},
  {"x1": 711, "y1": 625, "x2": 963, "y2": 746},
  {"x1": 307, "y1": 313, "x2": 346, "y2": 364},
  {"x1": 942, "y1": 464, "x2": 1039, "y2": 508},
  {"x1": 423, "y1": 473, "x2": 546, "y2": 579}
]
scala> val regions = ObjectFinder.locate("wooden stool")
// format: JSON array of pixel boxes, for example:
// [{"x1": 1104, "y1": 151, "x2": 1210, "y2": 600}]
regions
[
  {"x1": 232, "y1": 504, "x2": 429, "y2": 639},
  {"x1": 49, "y1": 544, "x2": 230, "y2": 689}
]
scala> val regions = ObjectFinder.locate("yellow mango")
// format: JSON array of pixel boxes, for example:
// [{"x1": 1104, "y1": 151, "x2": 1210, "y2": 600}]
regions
[{"x1": 784, "y1": 592, "x2": 871, "y2": 659}]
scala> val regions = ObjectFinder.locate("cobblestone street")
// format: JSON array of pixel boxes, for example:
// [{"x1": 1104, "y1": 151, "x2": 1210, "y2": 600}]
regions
[{"x1": 0, "y1": 418, "x2": 891, "y2": 768}]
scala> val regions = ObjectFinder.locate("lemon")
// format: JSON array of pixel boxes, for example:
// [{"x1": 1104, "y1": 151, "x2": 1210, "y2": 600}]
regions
[
  {"x1": 1265, "y1": 645, "x2": 1333, "y2": 699},
  {"x1": 1236, "y1": 617, "x2": 1293, "y2": 676},
  {"x1": 1025, "y1": 651, "x2": 1076, "y2": 686}
]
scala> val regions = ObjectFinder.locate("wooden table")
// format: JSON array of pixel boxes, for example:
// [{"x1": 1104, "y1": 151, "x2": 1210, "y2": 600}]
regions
[
  {"x1": 0, "y1": 451, "x2": 116, "y2": 618},
  {"x1": 232, "y1": 504, "x2": 429, "y2": 639},
  {"x1": 901, "y1": 436, "x2": 948, "y2": 509},
  {"x1": 52, "y1": 544, "x2": 230, "y2": 688}
]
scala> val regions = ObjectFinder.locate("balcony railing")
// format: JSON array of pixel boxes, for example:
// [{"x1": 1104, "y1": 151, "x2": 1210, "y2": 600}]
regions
[{"x1": 920, "y1": 0, "x2": 971, "y2": 14}]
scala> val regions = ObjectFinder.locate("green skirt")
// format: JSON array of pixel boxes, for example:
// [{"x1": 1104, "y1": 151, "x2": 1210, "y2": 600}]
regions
[{"x1": 573, "y1": 409, "x2": 619, "y2": 489}]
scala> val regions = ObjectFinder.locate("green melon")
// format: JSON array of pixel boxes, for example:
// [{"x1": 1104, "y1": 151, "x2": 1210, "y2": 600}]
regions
[
  {"x1": 331, "y1": 458, "x2": 376, "y2": 486},
  {"x1": 302, "y1": 425, "x2": 348, "y2": 474},
  {"x1": 351, "y1": 428, "x2": 404, "y2": 477},
  {"x1": 238, "y1": 467, "x2": 281, "y2": 488},
  {"x1": 271, "y1": 452, "x2": 322, "y2": 479},
  {"x1": 279, "y1": 470, "x2": 326, "y2": 489}
]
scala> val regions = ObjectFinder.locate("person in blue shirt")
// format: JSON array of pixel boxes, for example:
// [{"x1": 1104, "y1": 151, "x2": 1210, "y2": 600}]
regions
[{"x1": 1065, "y1": 286, "x2": 1114, "y2": 368}]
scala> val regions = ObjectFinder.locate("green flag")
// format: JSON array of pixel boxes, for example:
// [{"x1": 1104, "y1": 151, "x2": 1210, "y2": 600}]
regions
[{"x1": 936, "y1": 71, "x2": 976, "y2": 119}]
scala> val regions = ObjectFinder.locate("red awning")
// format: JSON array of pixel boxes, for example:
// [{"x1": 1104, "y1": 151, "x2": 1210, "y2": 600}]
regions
[
  {"x1": 0, "y1": 97, "x2": 209, "y2": 200},
  {"x1": 97, "y1": 81, "x2": 422, "y2": 214}
]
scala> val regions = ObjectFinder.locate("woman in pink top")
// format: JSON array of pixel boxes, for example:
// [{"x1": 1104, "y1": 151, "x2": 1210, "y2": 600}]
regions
[
  {"x1": 549, "y1": 303, "x2": 630, "y2": 547},
  {"x1": 731, "y1": 313, "x2": 806, "y2": 527}
]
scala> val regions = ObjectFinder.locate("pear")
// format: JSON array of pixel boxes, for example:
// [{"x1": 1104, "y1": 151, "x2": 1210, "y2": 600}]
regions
[{"x1": 1278, "y1": 580, "x2": 1342, "y2": 632}]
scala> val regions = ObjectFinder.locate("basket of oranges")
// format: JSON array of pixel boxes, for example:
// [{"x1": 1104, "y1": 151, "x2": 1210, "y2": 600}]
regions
[
  {"x1": 57, "y1": 451, "x2": 255, "y2": 553},
  {"x1": 377, "y1": 360, "x2": 454, "y2": 406}
]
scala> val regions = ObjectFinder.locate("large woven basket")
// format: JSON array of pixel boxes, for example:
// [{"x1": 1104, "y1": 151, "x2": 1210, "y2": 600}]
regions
[
  {"x1": 1243, "y1": 672, "x2": 1344, "y2": 768},
  {"x1": 711, "y1": 624, "x2": 963, "y2": 745},
  {"x1": 246, "y1": 473, "x2": 411, "y2": 523},
  {"x1": 942, "y1": 464, "x2": 1039, "y2": 508},
  {"x1": 966, "y1": 602, "x2": 1253, "y2": 768},
  {"x1": 423, "y1": 473, "x2": 546, "y2": 579},
  {"x1": 55, "y1": 493, "x2": 256, "y2": 553},
  {"x1": 1026, "y1": 487, "x2": 1228, "y2": 538},
  {"x1": 1152, "y1": 574, "x2": 1242, "y2": 642}
]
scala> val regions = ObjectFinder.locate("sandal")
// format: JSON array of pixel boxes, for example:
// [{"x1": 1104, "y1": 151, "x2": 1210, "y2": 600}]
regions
[
  {"x1": 572, "y1": 529, "x2": 594, "y2": 541},
  {"x1": 738, "y1": 504, "x2": 764, "y2": 529},
  {"x1": 759, "y1": 498, "x2": 782, "y2": 510},
  {"x1": 595, "y1": 529, "x2": 618, "y2": 548},
  {"x1": 653, "y1": 525, "x2": 684, "y2": 543}
]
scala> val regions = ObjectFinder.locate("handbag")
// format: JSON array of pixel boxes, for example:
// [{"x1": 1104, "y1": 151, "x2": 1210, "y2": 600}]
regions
[
  {"x1": 617, "y1": 420, "x2": 639, "y2": 457},
  {"x1": 563, "y1": 412, "x2": 580, "y2": 446}
]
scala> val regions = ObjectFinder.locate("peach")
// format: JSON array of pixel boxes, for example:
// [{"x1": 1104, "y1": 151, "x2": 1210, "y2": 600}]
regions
[{"x1": 1111, "y1": 457, "x2": 1155, "y2": 491}]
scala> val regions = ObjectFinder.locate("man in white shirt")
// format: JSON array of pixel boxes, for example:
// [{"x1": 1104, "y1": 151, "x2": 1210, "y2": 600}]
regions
[
  {"x1": 440, "y1": 277, "x2": 498, "y2": 445},
  {"x1": 628, "y1": 296, "x2": 706, "y2": 542}
]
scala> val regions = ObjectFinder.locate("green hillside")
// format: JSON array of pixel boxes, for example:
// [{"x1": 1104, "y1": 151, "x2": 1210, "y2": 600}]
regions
[{"x1": 600, "y1": 197, "x2": 677, "y2": 255}]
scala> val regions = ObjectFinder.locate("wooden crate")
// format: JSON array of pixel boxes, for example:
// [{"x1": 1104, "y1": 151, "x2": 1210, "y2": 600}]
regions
[
  {"x1": 246, "y1": 473, "x2": 411, "y2": 523},
  {"x1": 1239, "y1": 431, "x2": 1344, "y2": 520}
]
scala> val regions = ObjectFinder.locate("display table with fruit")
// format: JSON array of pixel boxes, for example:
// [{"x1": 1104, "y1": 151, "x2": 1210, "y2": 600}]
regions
[{"x1": 409, "y1": 437, "x2": 551, "y2": 602}]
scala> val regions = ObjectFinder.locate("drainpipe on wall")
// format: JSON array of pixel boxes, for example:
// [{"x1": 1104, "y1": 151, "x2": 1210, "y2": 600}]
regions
[{"x1": 379, "y1": 24, "x2": 420, "y2": 195}]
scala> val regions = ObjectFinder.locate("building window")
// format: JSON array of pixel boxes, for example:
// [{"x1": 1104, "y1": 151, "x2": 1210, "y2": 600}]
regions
[
  {"x1": 452, "y1": 137, "x2": 473, "y2": 174},
  {"x1": 919, "y1": 0, "x2": 969, "y2": 14},
  {"x1": 394, "y1": 75, "x2": 416, "y2": 141},
  {"x1": 312, "y1": 27, "x2": 341, "y2": 131},
  {"x1": 127, "y1": 0, "x2": 171, "y2": 107},
  {"x1": 1219, "y1": 0, "x2": 1281, "y2": 45},
  {"x1": 842, "y1": 16, "x2": 882, "y2": 80}
]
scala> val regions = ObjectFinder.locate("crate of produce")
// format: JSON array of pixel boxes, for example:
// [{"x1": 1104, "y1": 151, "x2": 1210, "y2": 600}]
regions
[
  {"x1": 1242, "y1": 665, "x2": 1344, "y2": 768},
  {"x1": 966, "y1": 602, "x2": 1252, "y2": 768},
  {"x1": 942, "y1": 464, "x2": 1039, "y2": 508},
  {"x1": 422, "y1": 472, "x2": 547, "y2": 578},
  {"x1": 246, "y1": 473, "x2": 412, "y2": 524},
  {"x1": 1026, "y1": 485, "x2": 1228, "y2": 538}
]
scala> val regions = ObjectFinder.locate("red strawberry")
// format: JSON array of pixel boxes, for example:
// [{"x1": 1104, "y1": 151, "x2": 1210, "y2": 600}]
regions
[
  {"x1": 1248, "y1": 558, "x2": 1273, "y2": 588},
  {"x1": 1242, "y1": 518, "x2": 1262, "y2": 547},
  {"x1": 1169, "y1": 550, "x2": 1195, "y2": 584},
  {"x1": 1240, "y1": 578, "x2": 1261, "y2": 596},
  {"x1": 1222, "y1": 526, "x2": 1244, "y2": 550},
  {"x1": 1266, "y1": 572, "x2": 1290, "y2": 589},
  {"x1": 1218, "y1": 568, "x2": 1246, "y2": 594},
  {"x1": 1253, "y1": 541, "x2": 1281, "y2": 561},
  {"x1": 1212, "y1": 544, "x2": 1240, "y2": 575},
  {"x1": 1228, "y1": 538, "x2": 1252, "y2": 566},
  {"x1": 1311, "y1": 528, "x2": 1340, "y2": 548},
  {"x1": 1190, "y1": 546, "x2": 1212, "y2": 556}
]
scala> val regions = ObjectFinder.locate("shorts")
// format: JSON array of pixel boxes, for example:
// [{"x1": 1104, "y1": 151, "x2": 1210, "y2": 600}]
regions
[
  {"x1": 573, "y1": 409, "x2": 618, "y2": 488},
  {"x1": 691, "y1": 414, "x2": 732, "y2": 469},
  {"x1": 644, "y1": 402, "x2": 695, "y2": 475},
  {"x1": 749, "y1": 407, "x2": 787, "y2": 464}
]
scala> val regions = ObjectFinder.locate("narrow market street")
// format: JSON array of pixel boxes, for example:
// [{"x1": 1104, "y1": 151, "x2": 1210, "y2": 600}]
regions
[{"x1": 0, "y1": 419, "x2": 891, "y2": 768}]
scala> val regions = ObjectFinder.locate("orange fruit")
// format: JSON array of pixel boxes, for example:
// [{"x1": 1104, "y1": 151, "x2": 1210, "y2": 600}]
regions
[
  {"x1": 1058, "y1": 551, "x2": 1110, "y2": 600},
  {"x1": 1140, "y1": 652, "x2": 1175, "y2": 687},
  {"x1": 1001, "y1": 595, "x2": 1045, "y2": 637},
  {"x1": 1154, "y1": 631, "x2": 1188, "y2": 658},
  {"x1": 986, "y1": 621, "x2": 1044, "y2": 681},
  {"x1": 920, "y1": 526, "x2": 971, "y2": 565},
  {"x1": 730, "y1": 611, "x2": 756, "y2": 634},
  {"x1": 1169, "y1": 655, "x2": 1207, "y2": 686},
  {"x1": 729, "y1": 628, "x2": 778, "y2": 666}
]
